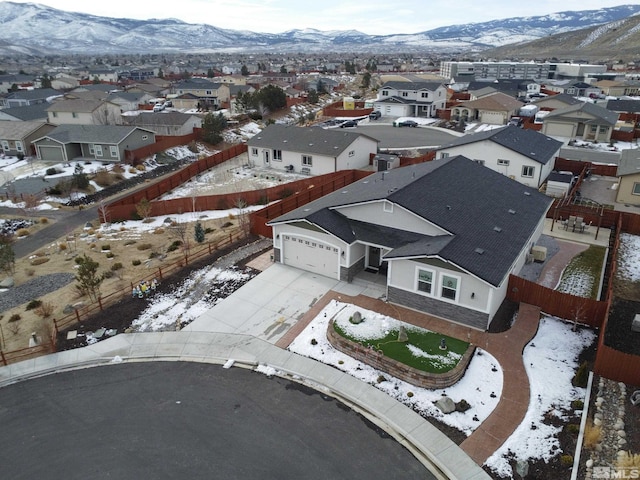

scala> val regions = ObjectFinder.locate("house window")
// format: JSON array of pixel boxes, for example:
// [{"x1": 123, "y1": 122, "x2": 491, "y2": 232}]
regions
[
  {"x1": 88, "y1": 144, "x2": 94, "y2": 154},
  {"x1": 142, "y1": 135, "x2": 148, "y2": 141},
  {"x1": 1, "y1": 141, "x2": 8, "y2": 151},
  {"x1": 440, "y1": 152, "x2": 449, "y2": 159},
  {"x1": 273, "y1": 149, "x2": 282, "y2": 161},
  {"x1": 382, "y1": 90, "x2": 388, "y2": 96},
  {"x1": 302, "y1": 155, "x2": 312, "y2": 166},
  {"x1": 420, "y1": 92, "x2": 429, "y2": 98},
  {"x1": 497, "y1": 159, "x2": 510, "y2": 166},
  {"x1": 522, "y1": 165, "x2": 535, "y2": 178},
  {"x1": 417, "y1": 269, "x2": 433, "y2": 294},
  {"x1": 441, "y1": 275, "x2": 458, "y2": 300},
  {"x1": 94, "y1": 145, "x2": 103, "y2": 156},
  {"x1": 110, "y1": 146, "x2": 118, "y2": 157},
  {"x1": 251, "y1": 147, "x2": 258, "y2": 156},
  {"x1": 599, "y1": 126, "x2": 608, "y2": 134},
  {"x1": 206, "y1": 90, "x2": 212, "y2": 95},
  {"x1": 633, "y1": 183, "x2": 640, "y2": 195},
  {"x1": 348, "y1": 150, "x2": 354, "y2": 157},
  {"x1": 401, "y1": 92, "x2": 408, "y2": 97},
  {"x1": 383, "y1": 202, "x2": 393, "y2": 213},
  {"x1": 15, "y1": 141, "x2": 23, "y2": 152}
]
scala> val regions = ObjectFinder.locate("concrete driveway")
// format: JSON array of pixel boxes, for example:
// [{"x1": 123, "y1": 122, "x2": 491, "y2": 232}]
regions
[{"x1": 184, "y1": 263, "x2": 341, "y2": 343}]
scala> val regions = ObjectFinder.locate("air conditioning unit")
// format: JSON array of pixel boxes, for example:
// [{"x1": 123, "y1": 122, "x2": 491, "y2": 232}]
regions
[{"x1": 531, "y1": 245, "x2": 547, "y2": 262}]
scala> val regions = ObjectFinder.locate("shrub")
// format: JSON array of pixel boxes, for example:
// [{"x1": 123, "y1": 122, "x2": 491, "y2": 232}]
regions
[
  {"x1": 132, "y1": 259, "x2": 141, "y2": 266},
  {"x1": 105, "y1": 252, "x2": 115, "y2": 259},
  {"x1": 24, "y1": 268, "x2": 35, "y2": 277},
  {"x1": 101, "y1": 244, "x2": 111, "y2": 251},
  {"x1": 112, "y1": 163, "x2": 125, "y2": 174},
  {"x1": 167, "y1": 240, "x2": 182, "y2": 252},
  {"x1": 26, "y1": 299, "x2": 42, "y2": 310},
  {"x1": 572, "y1": 361, "x2": 589, "y2": 388},
  {"x1": 617, "y1": 451, "x2": 640, "y2": 469},
  {"x1": 455, "y1": 399, "x2": 471, "y2": 412},
  {"x1": 30, "y1": 257, "x2": 49, "y2": 266},
  {"x1": 221, "y1": 221, "x2": 233, "y2": 229},
  {"x1": 124, "y1": 240, "x2": 137, "y2": 246},
  {"x1": 136, "y1": 164, "x2": 146, "y2": 171},
  {"x1": 567, "y1": 423, "x2": 580, "y2": 435},
  {"x1": 58, "y1": 243, "x2": 67, "y2": 251},
  {"x1": 94, "y1": 169, "x2": 115, "y2": 187},
  {"x1": 35, "y1": 302, "x2": 54, "y2": 318},
  {"x1": 310, "y1": 338, "x2": 318, "y2": 346},
  {"x1": 46, "y1": 185, "x2": 62, "y2": 195},
  {"x1": 583, "y1": 423, "x2": 602, "y2": 449},
  {"x1": 376, "y1": 375, "x2": 387, "y2": 383},
  {"x1": 560, "y1": 455, "x2": 573, "y2": 467},
  {"x1": 571, "y1": 399, "x2": 584, "y2": 410},
  {"x1": 39, "y1": 217, "x2": 48, "y2": 224},
  {"x1": 128, "y1": 167, "x2": 137, "y2": 174},
  {"x1": 110, "y1": 262, "x2": 123, "y2": 271},
  {"x1": 407, "y1": 391, "x2": 414, "y2": 398},
  {"x1": 45, "y1": 167, "x2": 58, "y2": 175},
  {"x1": 102, "y1": 270, "x2": 114, "y2": 279},
  {"x1": 149, "y1": 251, "x2": 160, "y2": 259},
  {"x1": 8, "y1": 313, "x2": 21, "y2": 323},
  {"x1": 137, "y1": 243, "x2": 153, "y2": 251},
  {"x1": 153, "y1": 228, "x2": 165, "y2": 234},
  {"x1": 16, "y1": 228, "x2": 30, "y2": 237},
  {"x1": 204, "y1": 227, "x2": 215, "y2": 234}
]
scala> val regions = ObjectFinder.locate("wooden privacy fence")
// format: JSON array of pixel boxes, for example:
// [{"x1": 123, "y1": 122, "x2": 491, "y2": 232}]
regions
[
  {"x1": 507, "y1": 275, "x2": 606, "y2": 328},
  {"x1": 50, "y1": 229, "x2": 243, "y2": 347},
  {"x1": 125, "y1": 132, "x2": 200, "y2": 165}
]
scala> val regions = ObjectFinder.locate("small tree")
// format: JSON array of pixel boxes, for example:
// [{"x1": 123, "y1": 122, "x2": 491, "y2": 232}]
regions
[
  {"x1": 234, "y1": 197, "x2": 251, "y2": 238},
  {"x1": 200, "y1": 112, "x2": 227, "y2": 145},
  {"x1": 136, "y1": 198, "x2": 153, "y2": 222},
  {"x1": 97, "y1": 200, "x2": 110, "y2": 224},
  {"x1": 75, "y1": 254, "x2": 102, "y2": 302},
  {"x1": 241, "y1": 65, "x2": 249, "y2": 76},
  {"x1": 194, "y1": 222, "x2": 205, "y2": 243},
  {"x1": 0, "y1": 234, "x2": 15, "y2": 275},
  {"x1": 307, "y1": 89, "x2": 319, "y2": 104},
  {"x1": 169, "y1": 223, "x2": 191, "y2": 261}
]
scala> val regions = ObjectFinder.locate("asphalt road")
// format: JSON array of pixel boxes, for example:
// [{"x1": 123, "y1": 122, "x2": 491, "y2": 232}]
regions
[{"x1": 0, "y1": 362, "x2": 432, "y2": 480}]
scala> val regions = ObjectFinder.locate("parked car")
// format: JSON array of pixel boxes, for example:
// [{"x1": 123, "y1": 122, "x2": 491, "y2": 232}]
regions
[
  {"x1": 153, "y1": 103, "x2": 165, "y2": 112},
  {"x1": 369, "y1": 110, "x2": 381, "y2": 120},
  {"x1": 340, "y1": 120, "x2": 359, "y2": 128},
  {"x1": 508, "y1": 117, "x2": 524, "y2": 128},
  {"x1": 397, "y1": 120, "x2": 418, "y2": 127}
]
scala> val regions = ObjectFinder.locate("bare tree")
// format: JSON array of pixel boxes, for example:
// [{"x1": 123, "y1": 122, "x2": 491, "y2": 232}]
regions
[
  {"x1": 571, "y1": 302, "x2": 587, "y2": 332},
  {"x1": 97, "y1": 199, "x2": 110, "y2": 224},
  {"x1": 168, "y1": 222, "x2": 191, "y2": 262},
  {"x1": 136, "y1": 198, "x2": 153, "y2": 222},
  {"x1": 233, "y1": 197, "x2": 251, "y2": 238}
]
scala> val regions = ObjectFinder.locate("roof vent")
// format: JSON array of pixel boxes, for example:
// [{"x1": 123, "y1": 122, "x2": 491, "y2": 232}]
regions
[
  {"x1": 283, "y1": 139, "x2": 287, "y2": 142},
  {"x1": 493, "y1": 226, "x2": 502, "y2": 232},
  {"x1": 446, "y1": 205, "x2": 451, "y2": 210},
  {"x1": 508, "y1": 209, "x2": 516, "y2": 214},
  {"x1": 341, "y1": 190, "x2": 348, "y2": 194},
  {"x1": 303, "y1": 208, "x2": 310, "y2": 212},
  {"x1": 475, "y1": 248, "x2": 485, "y2": 255},
  {"x1": 524, "y1": 191, "x2": 531, "y2": 196},
  {"x1": 363, "y1": 180, "x2": 369, "y2": 184}
]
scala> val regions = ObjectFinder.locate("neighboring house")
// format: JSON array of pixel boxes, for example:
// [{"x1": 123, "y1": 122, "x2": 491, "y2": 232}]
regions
[
  {"x1": 373, "y1": 81, "x2": 447, "y2": 118},
  {"x1": 0, "y1": 103, "x2": 50, "y2": 122},
  {"x1": 46, "y1": 99, "x2": 123, "y2": 126},
  {"x1": 125, "y1": 82, "x2": 170, "y2": 98},
  {"x1": 267, "y1": 156, "x2": 553, "y2": 330},
  {"x1": 435, "y1": 125, "x2": 562, "y2": 188},
  {"x1": 172, "y1": 80, "x2": 231, "y2": 109},
  {"x1": 122, "y1": 112, "x2": 202, "y2": 136},
  {"x1": 606, "y1": 99, "x2": 640, "y2": 115},
  {"x1": 247, "y1": 124, "x2": 378, "y2": 175},
  {"x1": 0, "y1": 121, "x2": 56, "y2": 157},
  {"x1": 86, "y1": 69, "x2": 119, "y2": 83},
  {"x1": 0, "y1": 74, "x2": 36, "y2": 94},
  {"x1": 595, "y1": 80, "x2": 629, "y2": 97},
  {"x1": 228, "y1": 84, "x2": 256, "y2": 113},
  {"x1": 118, "y1": 69, "x2": 157, "y2": 82},
  {"x1": 541, "y1": 102, "x2": 619, "y2": 144},
  {"x1": 615, "y1": 149, "x2": 640, "y2": 205},
  {"x1": 108, "y1": 91, "x2": 155, "y2": 112},
  {"x1": 467, "y1": 79, "x2": 540, "y2": 99},
  {"x1": 50, "y1": 74, "x2": 81, "y2": 91},
  {"x1": 530, "y1": 93, "x2": 583, "y2": 111},
  {"x1": 0, "y1": 88, "x2": 61, "y2": 108},
  {"x1": 171, "y1": 93, "x2": 201, "y2": 111},
  {"x1": 32, "y1": 124, "x2": 156, "y2": 163},
  {"x1": 64, "y1": 90, "x2": 110, "y2": 102},
  {"x1": 544, "y1": 81, "x2": 600, "y2": 97},
  {"x1": 451, "y1": 92, "x2": 524, "y2": 125}
]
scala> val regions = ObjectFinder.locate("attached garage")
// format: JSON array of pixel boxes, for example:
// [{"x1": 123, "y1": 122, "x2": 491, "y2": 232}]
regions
[
  {"x1": 37, "y1": 145, "x2": 64, "y2": 162},
  {"x1": 282, "y1": 235, "x2": 339, "y2": 279},
  {"x1": 543, "y1": 122, "x2": 575, "y2": 138},
  {"x1": 480, "y1": 111, "x2": 506, "y2": 125}
]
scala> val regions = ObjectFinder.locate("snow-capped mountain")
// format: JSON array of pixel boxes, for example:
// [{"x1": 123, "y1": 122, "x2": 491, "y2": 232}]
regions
[{"x1": 1, "y1": 2, "x2": 639, "y2": 55}]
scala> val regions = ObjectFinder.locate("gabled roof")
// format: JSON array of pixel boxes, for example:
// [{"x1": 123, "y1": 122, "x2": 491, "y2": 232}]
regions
[
  {"x1": 46, "y1": 99, "x2": 115, "y2": 113},
  {"x1": 108, "y1": 91, "x2": 152, "y2": 102},
  {"x1": 247, "y1": 124, "x2": 378, "y2": 157},
  {"x1": 5, "y1": 88, "x2": 61, "y2": 100},
  {"x1": 0, "y1": 103, "x2": 50, "y2": 121},
  {"x1": 437, "y1": 125, "x2": 562, "y2": 165},
  {"x1": 38, "y1": 124, "x2": 150, "y2": 145},
  {"x1": 456, "y1": 92, "x2": 524, "y2": 111},
  {"x1": 531, "y1": 93, "x2": 582, "y2": 107},
  {"x1": 124, "y1": 112, "x2": 200, "y2": 127},
  {"x1": 270, "y1": 156, "x2": 552, "y2": 286},
  {"x1": 0, "y1": 121, "x2": 52, "y2": 139},
  {"x1": 380, "y1": 81, "x2": 444, "y2": 91},
  {"x1": 545, "y1": 101, "x2": 619, "y2": 125},
  {"x1": 617, "y1": 149, "x2": 640, "y2": 177},
  {"x1": 606, "y1": 99, "x2": 640, "y2": 113}
]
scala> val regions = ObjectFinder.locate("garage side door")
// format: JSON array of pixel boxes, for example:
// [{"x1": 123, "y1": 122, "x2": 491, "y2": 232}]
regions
[{"x1": 282, "y1": 235, "x2": 339, "y2": 279}]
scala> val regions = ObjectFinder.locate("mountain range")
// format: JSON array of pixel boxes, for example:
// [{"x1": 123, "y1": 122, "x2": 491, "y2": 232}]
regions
[{"x1": 1, "y1": 2, "x2": 640, "y2": 56}]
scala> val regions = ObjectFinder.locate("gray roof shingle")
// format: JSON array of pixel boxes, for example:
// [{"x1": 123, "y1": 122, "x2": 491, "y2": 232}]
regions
[
  {"x1": 41, "y1": 124, "x2": 146, "y2": 144},
  {"x1": 270, "y1": 156, "x2": 552, "y2": 286}
]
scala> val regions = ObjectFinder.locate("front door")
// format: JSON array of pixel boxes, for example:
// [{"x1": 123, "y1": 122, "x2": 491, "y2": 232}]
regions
[
  {"x1": 368, "y1": 246, "x2": 381, "y2": 270},
  {"x1": 264, "y1": 150, "x2": 270, "y2": 165}
]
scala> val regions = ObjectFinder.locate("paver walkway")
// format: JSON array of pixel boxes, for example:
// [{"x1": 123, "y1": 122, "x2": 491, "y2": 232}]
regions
[{"x1": 278, "y1": 291, "x2": 541, "y2": 467}]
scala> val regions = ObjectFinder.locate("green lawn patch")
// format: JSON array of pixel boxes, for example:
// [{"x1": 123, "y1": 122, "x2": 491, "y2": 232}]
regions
[
  {"x1": 557, "y1": 245, "x2": 606, "y2": 299},
  {"x1": 333, "y1": 321, "x2": 469, "y2": 374}
]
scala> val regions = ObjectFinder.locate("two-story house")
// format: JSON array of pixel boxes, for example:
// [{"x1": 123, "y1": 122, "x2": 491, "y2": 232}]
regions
[
  {"x1": 247, "y1": 124, "x2": 378, "y2": 175},
  {"x1": 435, "y1": 126, "x2": 563, "y2": 188},
  {"x1": 46, "y1": 99, "x2": 123, "y2": 126},
  {"x1": 172, "y1": 79, "x2": 231, "y2": 109},
  {"x1": 267, "y1": 156, "x2": 553, "y2": 330},
  {"x1": 372, "y1": 81, "x2": 447, "y2": 118}
]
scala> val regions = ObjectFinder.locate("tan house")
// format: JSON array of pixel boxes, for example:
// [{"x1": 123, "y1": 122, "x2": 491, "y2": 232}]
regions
[
  {"x1": 530, "y1": 93, "x2": 583, "y2": 111},
  {"x1": 541, "y1": 102, "x2": 618, "y2": 144},
  {"x1": 172, "y1": 80, "x2": 231, "y2": 109},
  {"x1": 46, "y1": 99, "x2": 124, "y2": 126},
  {"x1": 595, "y1": 80, "x2": 629, "y2": 97},
  {"x1": 123, "y1": 112, "x2": 202, "y2": 136},
  {"x1": 451, "y1": 92, "x2": 524, "y2": 125},
  {"x1": 616, "y1": 149, "x2": 640, "y2": 205},
  {"x1": 0, "y1": 121, "x2": 56, "y2": 157}
]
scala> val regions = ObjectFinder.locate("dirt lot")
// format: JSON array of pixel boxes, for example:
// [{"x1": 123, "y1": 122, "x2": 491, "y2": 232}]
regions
[{"x1": 0, "y1": 211, "x2": 244, "y2": 353}]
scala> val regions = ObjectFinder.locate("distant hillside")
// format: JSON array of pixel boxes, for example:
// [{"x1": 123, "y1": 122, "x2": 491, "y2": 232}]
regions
[{"x1": 483, "y1": 14, "x2": 640, "y2": 61}]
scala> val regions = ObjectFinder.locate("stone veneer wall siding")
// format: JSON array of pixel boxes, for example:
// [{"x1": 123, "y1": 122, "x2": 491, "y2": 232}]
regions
[
  {"x1": 388, "y1": 286, "x2": 489, "y2": 331},
  {"x1": 326, "y1": 320, "x2": 476, "y2": 389},
  {"x1": 340, "y1": 257, "x2": 365, "y2": 282}
]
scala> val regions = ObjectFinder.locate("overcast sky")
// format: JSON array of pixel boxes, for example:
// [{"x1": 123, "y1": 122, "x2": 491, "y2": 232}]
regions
[{"x1": 11, "y1": 0, "x2": 634, "y2": 35}]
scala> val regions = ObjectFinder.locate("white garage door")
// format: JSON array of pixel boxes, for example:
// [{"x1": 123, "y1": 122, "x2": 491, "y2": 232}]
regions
[
  {"x1": 480, "y1": 111, "x2": 505, "y2": 125},
  {"x1": 282, "y1": 235, "x2": 339, "y2": 279}
]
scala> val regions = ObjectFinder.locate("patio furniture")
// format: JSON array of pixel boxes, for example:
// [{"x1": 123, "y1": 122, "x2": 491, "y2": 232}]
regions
[{"x1": 567, "y1": 215, "x2": 577, "y2": 231}]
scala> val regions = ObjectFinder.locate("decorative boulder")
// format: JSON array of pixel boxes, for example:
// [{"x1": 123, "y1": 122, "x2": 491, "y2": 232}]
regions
[
  {"x1": 0, "y1": 277, "x2": 14, "y2": 289},
  {"x1": 435, "y1": 396, "x2": 456, "y2": 414},
  {"x1": 350, "y1": 311, "x2": 363, "y2": 324}
]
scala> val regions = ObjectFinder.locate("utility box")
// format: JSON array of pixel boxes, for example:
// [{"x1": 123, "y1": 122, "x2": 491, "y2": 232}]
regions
[
  {"x1": 343, "y1": 97, "x2": 355, "y2": 110},
  {"x1": 531, "y1": 245, "x2": 547, "y2": 262}
]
